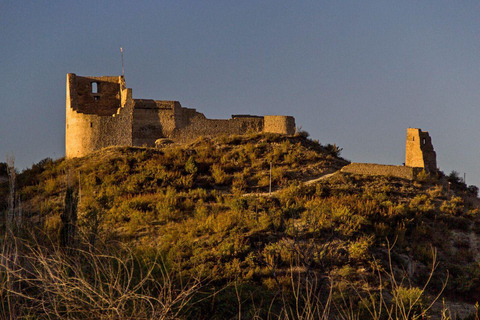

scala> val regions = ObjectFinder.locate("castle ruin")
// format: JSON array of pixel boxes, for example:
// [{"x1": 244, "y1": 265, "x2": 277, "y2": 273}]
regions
[
  {"x1": 341, "y1": 127, "x2": 437, "y2": 179},
  {"x1": 405, "y1": 128, "x2": 437, "y2": 173},
  {"x1": 65, "y1": 74, "x2": 295, "y2": 158}
]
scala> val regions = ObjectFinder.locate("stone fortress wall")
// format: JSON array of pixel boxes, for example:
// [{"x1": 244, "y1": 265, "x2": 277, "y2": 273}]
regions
[
  {"x1": 264, "y1": 116, "x2": 296, "y2": 135},
  {"x1": 341, "y1": 163, "x2": 423, "y2": 180},
  {"x1": 341, "y1": 128, "x2": 437, "y2": 180},
  {"x1": 66, "y1": 74, "x2": 296, "y2": 158},
  {"x1": 65, "y1": 74, "x2": 134, "y2": 158},
  {"x1": 65, "y1": 74, "x2": 439, "y2": 179}
]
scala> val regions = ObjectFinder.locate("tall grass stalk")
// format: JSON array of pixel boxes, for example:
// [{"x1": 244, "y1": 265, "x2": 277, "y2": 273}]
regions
[{"x1": 0, "y1": 235, "x2": 202, "y2": 319}]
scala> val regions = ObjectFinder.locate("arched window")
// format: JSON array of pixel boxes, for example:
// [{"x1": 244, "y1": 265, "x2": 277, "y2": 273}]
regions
[{"x1": 92, "y1": 82, "x2": 98, "y2": 93}]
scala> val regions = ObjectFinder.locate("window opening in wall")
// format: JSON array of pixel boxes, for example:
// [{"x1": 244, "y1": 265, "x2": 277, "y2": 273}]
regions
[
  {"x1": 422, "y1": 138, "x2": 426, "y2": 145},
  {"x1": 90, "y1": 122, "x2": 93, "y2": 128},
  {"x1": 92, "y1": 82, "x2": 98, "y2": 93},
  {"x1": 94, "y1": 96, "x2": 100, "y2": 101}
]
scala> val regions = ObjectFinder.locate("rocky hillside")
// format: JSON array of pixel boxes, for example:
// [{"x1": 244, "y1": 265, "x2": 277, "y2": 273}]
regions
[{"x1": 0, "y1": 133, "x2": 479, "y2": 319}]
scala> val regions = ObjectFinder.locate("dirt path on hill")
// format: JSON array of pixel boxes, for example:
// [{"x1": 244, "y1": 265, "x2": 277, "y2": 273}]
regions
[{"x1": 242, "y1": 170, "x2": 339, "y2": 197}]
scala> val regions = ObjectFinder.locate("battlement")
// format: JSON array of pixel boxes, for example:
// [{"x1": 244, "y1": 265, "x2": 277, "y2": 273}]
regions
[
  {"x1": 65, "y1": 74, "x2": 296, "y2": 158},
  {"x1": 67, "y1": 74, "x2": 127, "y2": 116}
]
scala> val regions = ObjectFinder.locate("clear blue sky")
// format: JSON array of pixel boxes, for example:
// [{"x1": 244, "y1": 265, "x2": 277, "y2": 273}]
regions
[{"x1": 1, "y1": 1, "x2": 480, "y2": 186}]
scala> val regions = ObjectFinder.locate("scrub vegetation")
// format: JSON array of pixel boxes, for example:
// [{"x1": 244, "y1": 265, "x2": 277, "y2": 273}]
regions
[{"x1": 0, "y1": 133, "x2": 479, "y2": 319}]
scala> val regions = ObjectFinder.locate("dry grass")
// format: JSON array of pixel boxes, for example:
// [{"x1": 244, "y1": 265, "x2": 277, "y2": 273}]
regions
[{"x1": 0, "y1": 235, "x2": 202, "y2": 319}]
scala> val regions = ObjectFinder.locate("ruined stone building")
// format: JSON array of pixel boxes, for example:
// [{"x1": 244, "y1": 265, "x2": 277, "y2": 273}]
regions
[
  {"x1": 341, "y1": 128, "x2": 437, "y2": 179},
  {"x1": 405, "y1": 128, "x2": 437, "y2": 173},
  {"x1": 65, "y1": 74, "x2": 295, "y2": 158}
]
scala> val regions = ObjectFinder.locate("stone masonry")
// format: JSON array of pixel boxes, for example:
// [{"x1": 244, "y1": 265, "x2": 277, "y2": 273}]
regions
[
  {"x1": 65, "y1": 74, "x2": 296, "y2": 158},
  {"x1": 341, "y1": 163, "x2": 422, "y2": 180},
  {"x1": 341, "y1": 128, "x2": 437, "y2": 180},
  {"x1": 405, "y1": 128, "x2": 437, "y2": 172}
]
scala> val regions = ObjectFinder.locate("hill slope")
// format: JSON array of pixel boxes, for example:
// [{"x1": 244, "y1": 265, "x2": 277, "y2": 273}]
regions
[{"x1": 1, "y1": 133, "x2": 479, "y2": 319}]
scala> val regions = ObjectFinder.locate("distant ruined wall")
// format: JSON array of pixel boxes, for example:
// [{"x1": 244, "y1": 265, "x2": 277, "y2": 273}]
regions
[
  {"x1": 339, "y1": 128, "x2": 438, "y2": 180},
  {"x1": 65, "y1": 74, "x2": 134, "y2": 158},
  {"x1": 264, "y1": 116, "x2": 296, "y2": 135},
  {"x1": 341, "y1": 163, "x2": 422, "y2": 180},
  {"x1": 405, "y1": 128, "x2": 437, "y2": 172}
]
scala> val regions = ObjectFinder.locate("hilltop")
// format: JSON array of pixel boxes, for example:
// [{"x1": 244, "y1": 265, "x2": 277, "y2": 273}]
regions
[{"x1": 1, "y1": 133, "x2": 480, "y2": 319}]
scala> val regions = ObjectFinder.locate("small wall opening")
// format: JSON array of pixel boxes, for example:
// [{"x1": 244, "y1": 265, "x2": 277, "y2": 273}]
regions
[
  {"x1": 94, "y1": 96, "x2": 100, "y2": 101},
  {"x1": 422, "y1": 138, "x2": 426, "y2": 145},
  {"x1": 92, "y1": 82, "x2": 98, "y2": 93}
]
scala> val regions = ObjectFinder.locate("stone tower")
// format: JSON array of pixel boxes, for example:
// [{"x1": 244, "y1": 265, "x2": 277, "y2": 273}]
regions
[
  {"x1": 65, "y1": 74, "x2": 134, "y2": 158},
  {"x1": 405, "y1": 128, "x2": 437, "y2": 172}
]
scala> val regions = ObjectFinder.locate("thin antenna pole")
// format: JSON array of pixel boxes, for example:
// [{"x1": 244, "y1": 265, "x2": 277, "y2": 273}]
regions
[{"x1": 121, "y1": 47, "x2": 124, "y2": 76}]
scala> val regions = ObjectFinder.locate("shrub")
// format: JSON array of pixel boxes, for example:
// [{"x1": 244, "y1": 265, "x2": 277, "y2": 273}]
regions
[
  {"x1": 211, "y1": 164, "x2": 231, "y2": 185},
  {"x1": 409, "y1": 194, "x2": 435, "y2": 213},
  {"x1": 0, "y1": 238, "x2": 202, "y2": 319},
  {"x1": 232, "y1": 172, "x2": 247, "y2": 193},
  {"x1": 325, "y1": 143, "x2": 342, "y2": 157},
  {"x1": 184, "y1": 156, "x2": 197, "y2": 174},
  {"x1": 467, "y1": 185, "x2": 479, "y2": 197},
  {"x1": 393, "y1": 286, "x2": 425, "y2": 315},
  {"x1": 332, "y1": 206, "x2": 367, "y2": 237},
  {"x1": 177, "y1": 174, "x2": 194, "y2": 189},
  {"x1": 440, "y1": 196, "x2": 464, "y2": 215},
  {"x1": 416, "y1": 170, "x2": 433, "y2": 183},
  {"x1": 194, "y1": 200, "x2": 209, "y2": 220},
  {"x1": 348, "y1": 236, "x2": 373, "y2": 260},
  {"x1": 44, "y1": 177, "x2": 60, "y2": 195},
  {"x1": 428, "y1": 185, "x2": 444, "y2": 198},
  {"x1": 294, "y1": 126, "x2": 310, "y2": 138}
]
